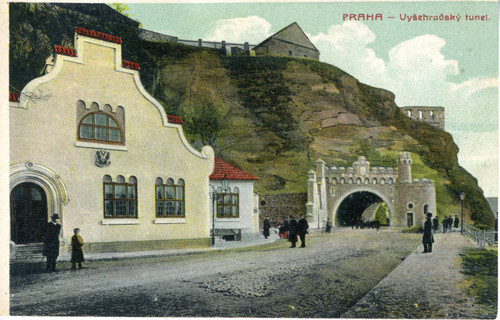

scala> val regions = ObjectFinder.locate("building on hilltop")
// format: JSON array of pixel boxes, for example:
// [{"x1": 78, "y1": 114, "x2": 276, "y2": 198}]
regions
[
  {"x1": 9, "y1": 27, "x2": 216, "y2": 256},
  {"x1": 253, "y1": 22, "x2": 320, "y2": 60},
  {"x1": 209, "y1": 158, "x2": 260, "y2": 241},
  {"x1": 401, "y1": 106, "x2": 445, "y2": 130},
  {"x1": 306, "y1": 153, "x2": 436, "y2": 229}
]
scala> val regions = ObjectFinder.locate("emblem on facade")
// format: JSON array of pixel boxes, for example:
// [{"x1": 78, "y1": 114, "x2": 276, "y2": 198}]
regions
[{"x1": 95, "y1": 149, "x2": 111, "y2": 167}]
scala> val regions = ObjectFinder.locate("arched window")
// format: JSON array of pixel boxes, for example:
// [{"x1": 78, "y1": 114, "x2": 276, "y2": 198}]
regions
[
  {"x1": 156, "y1": 177, "x2": 185, "y2": 217},
  {"x1": 418, "y1": 110, "x2": 423, "y2": 119},
  {"x1": 364, "y1": 178, "x2": 370, "y2": 184},
  {"x1": 79, "y1": 112, "x2": 123, "y2": 144},
  {"x1": 356, "y1": 178, "x2": 362, "y2": 184},
  {"x1": 388, "y1": 178, "x2": 394, "y2": 184},
  {"x1": 103, "y1": 175, "x2": 137, "y2": 218}
]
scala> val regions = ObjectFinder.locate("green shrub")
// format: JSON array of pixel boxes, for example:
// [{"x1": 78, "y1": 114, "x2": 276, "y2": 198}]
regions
[
  {"x1": 401, "y1": 225, "x2": 423, "y2": 233},
  {"x1": 459, "y1": 248, "x2": 497, "y2": 317}
]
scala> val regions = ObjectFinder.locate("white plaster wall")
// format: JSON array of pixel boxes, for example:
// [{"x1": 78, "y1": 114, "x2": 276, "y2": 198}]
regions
[{"x1": 210, "y1": 180, "x2": 256, "y2": 236}]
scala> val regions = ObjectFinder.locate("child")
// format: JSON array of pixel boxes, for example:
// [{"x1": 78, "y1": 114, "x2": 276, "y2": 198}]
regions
[{"x1": 71, "y1": 228, "x2": 85, "y2": 270}]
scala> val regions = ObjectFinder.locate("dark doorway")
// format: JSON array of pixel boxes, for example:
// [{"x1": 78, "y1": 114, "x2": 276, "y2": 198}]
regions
[
  {"x1": 10, "y1": 183, "x2": 48, "y2": 244},
  {"x1": 407, "y1": 212, "x2": 414, "y2": 227},
  {"x1": 336, "y1": 191, "x2": 384, "y2": 226}
]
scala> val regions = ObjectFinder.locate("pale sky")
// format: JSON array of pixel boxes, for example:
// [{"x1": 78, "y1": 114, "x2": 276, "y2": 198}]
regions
[{"x1": 126, "y1": 1, "x2": 498, "y2": 197}]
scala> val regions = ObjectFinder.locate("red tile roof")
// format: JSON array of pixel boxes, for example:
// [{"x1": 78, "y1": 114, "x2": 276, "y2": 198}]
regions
[
  {"x1": 210, "y1": 157, "x2": 259, "y2": 181},
  {"x1": 167, "y1": 115, "x2": 184, "y2": 124},
  {"x1": 75, "y1": 27, "x2": 123, "y2": 44},
  {"x1": 54, "y1": 45, "x2": 77, "y2": 57},
  {"x1": 122, "y1": 60, "x2": 141, "y2": 70},
  {"x1": 9, "y1": 92, "x2": 20, "y2": 102}
]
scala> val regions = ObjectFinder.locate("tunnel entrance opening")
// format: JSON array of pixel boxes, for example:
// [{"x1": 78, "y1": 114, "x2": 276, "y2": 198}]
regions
[{"x1": 336, "y1": 191, "x2": 388, "y2": 227}]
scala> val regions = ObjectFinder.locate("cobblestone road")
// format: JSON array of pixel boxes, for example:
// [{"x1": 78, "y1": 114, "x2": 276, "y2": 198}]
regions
[{"x1": 9, "y1": 229, "x2": 492, "y2": 318}]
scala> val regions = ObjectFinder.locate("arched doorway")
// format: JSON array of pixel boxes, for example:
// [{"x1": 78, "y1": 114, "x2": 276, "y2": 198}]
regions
[
  {"x1": 10, "y1": 182, "x2": 48, "y2": 244},
  {"x1": 335, "y1": 191, "x2": 388, "y2": 227}
]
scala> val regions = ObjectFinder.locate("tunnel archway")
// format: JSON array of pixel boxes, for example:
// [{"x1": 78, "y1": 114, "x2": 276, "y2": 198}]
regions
[{"x1": 335, "y1": 191, "x2": 390, "y2": 227}]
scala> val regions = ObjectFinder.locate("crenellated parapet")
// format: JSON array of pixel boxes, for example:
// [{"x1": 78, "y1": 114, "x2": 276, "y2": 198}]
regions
[{"x1": 324, "y1": 156, "x2": 396, "y2": 186}]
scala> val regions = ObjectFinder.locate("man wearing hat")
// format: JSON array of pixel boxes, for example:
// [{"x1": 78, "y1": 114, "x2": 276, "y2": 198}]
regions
[
  {"x1": 422, "y1": 213, "x2": 434, "y2": 253},
  {"x1": 43, "y1": 213, "x2": 61, "y2": 272}
]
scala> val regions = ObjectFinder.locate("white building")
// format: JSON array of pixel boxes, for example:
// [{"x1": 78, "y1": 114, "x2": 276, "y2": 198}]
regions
[
  {"x1": 9, "y1": 27, "x2": 215, "y2": 254},
  {"x1": 209, "y1": 158, "x2": 260, "y2": 241}
]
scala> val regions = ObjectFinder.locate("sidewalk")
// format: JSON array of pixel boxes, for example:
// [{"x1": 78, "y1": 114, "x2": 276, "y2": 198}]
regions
[
  {"x1": 342, "y1": 232, "x2": 488, "y2": 318},
  {"x1": 58, "y1": 232, "x2": 281, "y2": 262}
]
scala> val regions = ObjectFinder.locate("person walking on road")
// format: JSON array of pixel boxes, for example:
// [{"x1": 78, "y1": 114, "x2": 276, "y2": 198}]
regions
[
  {"x1": 288, "y1": 215, "x2": 298, "y2": 248},
  {"x1": 325, "y1": 218, "x2": 332, "y2": 233},
  {"x1": 263, "y1": 217, "x2": 271, "y2": 239},
  {"x1": 422, "y1": 213, "x2": 434, "y2": 253},
  {"x1": 43, "y1": 214, "x2": 61, "y2": 272},
  {"x1": 71, "y1": 228, "x2": 85, "y2": 270},
  {"x1": 297, "y1": 214, "x2": 309, "y2": 248},
  {"x1": 432, "y1": 216, "x2": 438, "y2": 233},
  {"x1": 454, "y1": 215, "x2": 460, "y2": 229}
]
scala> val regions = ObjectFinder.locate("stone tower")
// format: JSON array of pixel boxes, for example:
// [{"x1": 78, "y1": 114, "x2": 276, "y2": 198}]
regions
[{"x1": 397, "y1": 152, "x2": 412, "y2": 184}]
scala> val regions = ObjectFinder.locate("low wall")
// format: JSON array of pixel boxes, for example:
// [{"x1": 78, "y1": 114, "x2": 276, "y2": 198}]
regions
[{"x1": 64, "y1": 238, "x2": 210, "y2": 253}]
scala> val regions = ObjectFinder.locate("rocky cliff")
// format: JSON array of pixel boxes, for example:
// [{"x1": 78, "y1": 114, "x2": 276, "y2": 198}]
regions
[{"x1": 9, "y1": 2, "x2": 494, "y2": 227}]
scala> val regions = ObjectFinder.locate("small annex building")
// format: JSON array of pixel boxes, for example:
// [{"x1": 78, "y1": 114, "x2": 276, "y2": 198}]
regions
[
  {"x1": 253, "y1": 22, "x2": 320, "y2": 60},
  {"x1": 9, "y1": 27, "x2": 215, "y2": 255},
  {"x1": 209, "y1": 158, "x2": 260, "y2": 241}
]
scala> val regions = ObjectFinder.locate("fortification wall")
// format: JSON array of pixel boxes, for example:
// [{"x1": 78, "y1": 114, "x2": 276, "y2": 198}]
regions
[
  {"x1": 260, "y1": 193, "x2": 307, "y2": 226},
  {"x1": 138, "y1": 28, "x2": 178, "y2": 42},
  {"x1": 401, "y1": 106, "x2": 445, "y2": 130}
]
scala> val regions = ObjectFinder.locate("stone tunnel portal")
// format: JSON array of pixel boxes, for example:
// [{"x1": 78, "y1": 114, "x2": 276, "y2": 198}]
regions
[{"x1": 335, "y1": 191, "x2": 388, "y2": 227}]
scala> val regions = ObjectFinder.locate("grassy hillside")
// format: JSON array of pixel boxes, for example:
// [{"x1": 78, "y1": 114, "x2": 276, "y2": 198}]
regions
[{"x1": 9, "y1": 2, "x2": 495, "y2": 227}]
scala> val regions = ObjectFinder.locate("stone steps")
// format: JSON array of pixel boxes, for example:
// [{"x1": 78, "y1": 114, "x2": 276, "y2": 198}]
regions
[{"x1": 11, "y1": 243, "x2": 45, "y2": 263}]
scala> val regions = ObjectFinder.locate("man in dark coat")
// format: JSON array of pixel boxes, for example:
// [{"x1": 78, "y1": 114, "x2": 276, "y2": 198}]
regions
[
  {"x1": 43, "y1": 214, "x2": 61, "y2": 272},
  {"x1": 422, "y1": 213, "x2": 434, "y2": 253},
  {"x1": 263, "y1": 217, "x2": 271, "y2": 239},
  {"x1": 442, "y1": 216, "x2": 448, "y2": 233},
  {"x1": 448, "y1": 216, "x2": 454, "y2": 231},
  {"x1": 432, "y1": 216, "x2": 438, "y2": 233},
  {"x1": 288, "y1": 215, "x2": 298, "y2": 248},
  {"x1": 325, "y1": 218, "x2": 332, "y2": 233},
  {"x1": 296, "y1": 214, "x2": 309, "y2": 248},
  {"x1": 454, "y1": 215, "x2": 460, "y2": 229}
]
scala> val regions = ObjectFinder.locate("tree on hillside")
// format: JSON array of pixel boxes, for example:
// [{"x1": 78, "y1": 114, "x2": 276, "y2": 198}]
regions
[
  {"x1": 183, "y1": 102, "x2": 228, "y2": 148},
  {"x1": 109, "y1": 3, "x2": 142, "y2": 27}
]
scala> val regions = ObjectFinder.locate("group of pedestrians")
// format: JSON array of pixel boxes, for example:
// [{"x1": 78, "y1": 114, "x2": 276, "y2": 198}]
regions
[
  {"x1": 423, "y1": 213, "x2": 461, "y2": 254},
  {"x1": 441, "y1": 215, "x2": 460, "y2": 233},
  {"x1": 269, "y1": 215, "x2": 309, "y2": 248},
  {"x1": 42, "y1": 213, "x2": 85, "y2": 273}
]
